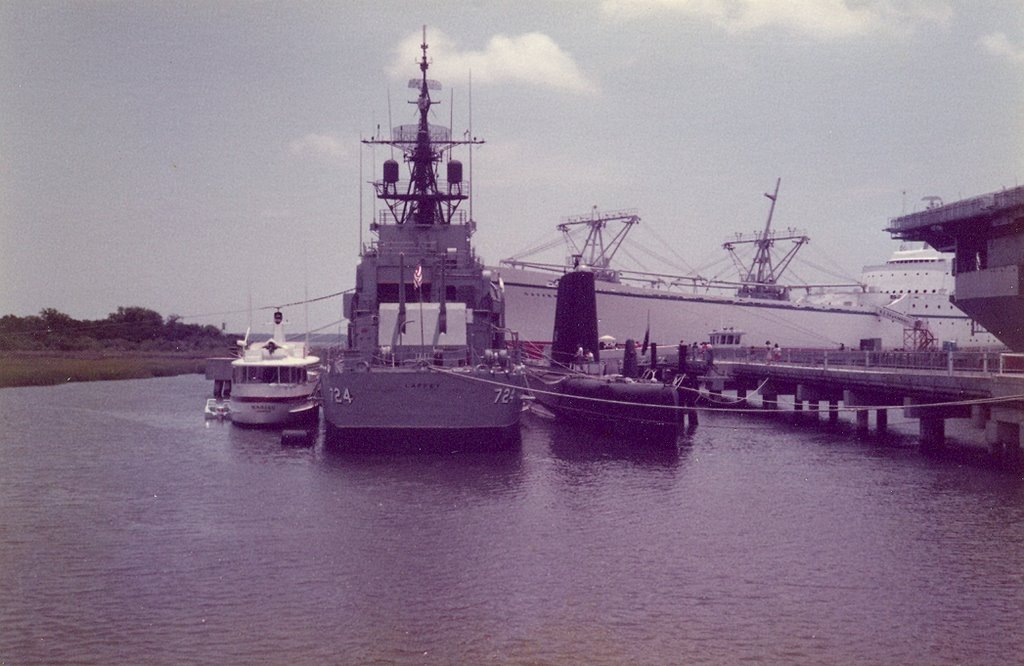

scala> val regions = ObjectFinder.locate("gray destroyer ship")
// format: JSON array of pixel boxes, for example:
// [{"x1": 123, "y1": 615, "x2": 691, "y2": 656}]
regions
[{"x1": 322, "y1": 31, "x2": 524, "y2": 449}]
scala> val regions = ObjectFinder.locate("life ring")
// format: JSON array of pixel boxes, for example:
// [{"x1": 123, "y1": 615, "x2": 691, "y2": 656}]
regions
[{"x1": 356, "y1": 361, "x2": 370, "y2": 372}]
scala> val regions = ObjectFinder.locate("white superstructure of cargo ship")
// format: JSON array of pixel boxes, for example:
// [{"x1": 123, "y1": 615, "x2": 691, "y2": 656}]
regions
[{"x1": 496, "y1": 184, "x2": 1001, "y2": 353}]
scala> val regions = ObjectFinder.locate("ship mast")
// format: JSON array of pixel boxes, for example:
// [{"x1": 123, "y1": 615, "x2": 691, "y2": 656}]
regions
[
  {"x1": 724, "y1": 178, "x2": 809, "y2": 300},
  {"x1": 363, "y1": 26, "x2": 483, "y2": 228},
  {"x1": 410, "y1": 27, "x2": 439, "y2": 225}
]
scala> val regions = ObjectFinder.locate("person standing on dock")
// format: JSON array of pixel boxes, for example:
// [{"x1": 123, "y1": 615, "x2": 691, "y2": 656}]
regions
[{"x1": 765, "y1": 341, "x2": 773, "y2": 364}]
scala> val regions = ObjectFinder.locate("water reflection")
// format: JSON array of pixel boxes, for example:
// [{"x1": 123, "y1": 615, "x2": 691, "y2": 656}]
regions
[
  {"x1": 3, "y1": 375, "x2": 1024, "y2": 665},
  {"x1": 318, "y1": 432, "x2": 526, "y2": 499},
  {"x1": 536, "y1": 412, "x2": 686, "y2": 469},
  {"x1": 225, "y1": 421, "x2": 319, "y2": 464}
]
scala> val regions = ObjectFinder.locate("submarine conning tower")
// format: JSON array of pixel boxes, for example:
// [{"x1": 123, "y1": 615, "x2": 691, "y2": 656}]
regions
[{"x1": 550, "y1": 270, "x2": 600, "y2": 367}]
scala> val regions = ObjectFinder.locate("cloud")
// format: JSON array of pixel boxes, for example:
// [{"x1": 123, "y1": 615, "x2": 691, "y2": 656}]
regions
[
  {"x1": 980, "y1": 32, "x2": 1024, "y2": 65},
  {"x1": 601, "y1": 0, "x2": 950, "y2": 40},
  {"x1": 476, "y1": 139, "x2": 629, "y2": 190},
  {"x1": 288, "y1": 133, "x2": 346, "y2": 161},
  {"x1": 389, "y1": 30, "x2": 598, "y2": 95},
  {"x1": 259, "y1": 208, "x2": 293, "y2": 221}
]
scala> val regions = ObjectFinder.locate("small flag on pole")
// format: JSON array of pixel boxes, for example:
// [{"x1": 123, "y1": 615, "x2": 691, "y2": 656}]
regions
[{"x1": 413, "y1": 264, "x2": 423, "y2": 290}]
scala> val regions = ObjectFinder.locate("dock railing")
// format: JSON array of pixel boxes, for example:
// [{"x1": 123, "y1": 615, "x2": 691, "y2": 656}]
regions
[{"x1": 712, "y1": 347, "x2": 1018, "y2": 376}]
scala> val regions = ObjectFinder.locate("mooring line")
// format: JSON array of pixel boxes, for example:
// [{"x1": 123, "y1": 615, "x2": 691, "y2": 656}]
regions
[{"x1": 426, "y1": 364, "x2": 1024, "y2": 416}]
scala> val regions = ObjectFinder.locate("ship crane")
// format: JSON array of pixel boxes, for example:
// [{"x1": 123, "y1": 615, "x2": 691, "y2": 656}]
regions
[
  {"x1": 723, "y1": 178, "x2": 809, "y2": 301},
  {"x1": 556, "y1": 207, "x2": 641, "y2": 282}
]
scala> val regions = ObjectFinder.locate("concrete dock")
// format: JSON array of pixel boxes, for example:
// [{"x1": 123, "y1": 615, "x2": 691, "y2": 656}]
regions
[{"x1": 702, "y1": 349, "x2": 1024, "y2": 464}]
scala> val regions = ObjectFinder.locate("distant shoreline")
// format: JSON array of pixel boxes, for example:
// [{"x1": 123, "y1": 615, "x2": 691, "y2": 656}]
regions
[{"x1": 0, "y1": 351, "x2": 212, "y2": 388}]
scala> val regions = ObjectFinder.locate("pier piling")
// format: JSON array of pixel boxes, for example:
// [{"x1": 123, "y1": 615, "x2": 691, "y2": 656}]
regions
[
  {"x1": 713, "y1": 354, "x2": 1024, "y2": 456},
  {"x1": 920, "y1": 417, "x2": 946, "y2": 448},
  {"x1": 971, "y1": 404, "x2": 989, "y2": 429}
]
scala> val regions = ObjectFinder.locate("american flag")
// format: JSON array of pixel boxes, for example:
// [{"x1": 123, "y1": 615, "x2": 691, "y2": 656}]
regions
[{"x1": 413, "y1": 263, "x2": 423, "y2": 290}]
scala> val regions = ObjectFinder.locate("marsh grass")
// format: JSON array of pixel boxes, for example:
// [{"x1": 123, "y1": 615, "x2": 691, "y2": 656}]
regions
[{"x1": 0, "y1": 353, "x2": 207, "y2": 388}]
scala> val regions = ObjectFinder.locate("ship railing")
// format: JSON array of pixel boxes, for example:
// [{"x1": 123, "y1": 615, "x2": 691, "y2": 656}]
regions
[
  {"x1": 993, "y1": 185, "x2": 1024, "y2": 209},
  {"x1": 447, "y1": 266, "x2": 486, "y2": 279},
  {"x1": 326, "y1": 346, "x2": 496, "y2": 370},
  {"x1": 326, "y1": 348, "x2": 365, "y2": 362},
  {"x1": 888, "y1": 193, "x2": 999, "y2": 231},
  {"x1": 876, "y1": 304, "x2": 917, "y2": 326},
  {"x1": 1000, "y1": 353, "x2": 1024, "y2": 375},
  {"x1": 368, "y1": 239, "x2": 439, "y2": 255},
  {"x1": 373, "y1": 207, "x2": 470, "y2": 226},
  {"x1": 372, "y1": 179, "x2": 471, "y2": 197},
  {"x1": 359, "y1": 246, "x2": 483, "y2": 275},
  {"x1": 388, "y1": 348, "x2": 470, "y2": 368}
]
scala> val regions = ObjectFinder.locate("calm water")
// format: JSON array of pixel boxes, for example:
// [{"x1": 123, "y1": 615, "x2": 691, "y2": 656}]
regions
[{"x1": 1, "y1": 375, "x2": 1022, "y2": 665}]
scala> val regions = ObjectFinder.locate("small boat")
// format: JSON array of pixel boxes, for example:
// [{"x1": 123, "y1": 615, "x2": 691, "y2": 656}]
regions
[
  {"x1": 203, "y1": 398, "x2": 230, "y2": 420},
  {"x1": 228, "y1": 310, "x2": 321, "y2": 427},
  {"x1": 320, "y1": 29, "x2": 524, "y2": 450}
]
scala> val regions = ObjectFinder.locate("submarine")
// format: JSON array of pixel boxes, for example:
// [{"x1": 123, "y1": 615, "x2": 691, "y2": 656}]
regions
[{"x1": 524, "y1": 268, "x2": 692, "y2": 444}]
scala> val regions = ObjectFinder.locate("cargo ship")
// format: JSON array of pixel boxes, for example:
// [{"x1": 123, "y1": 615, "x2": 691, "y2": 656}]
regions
[{"x1": 497, "y1": 182, "x2": 1001, "y2": 354}]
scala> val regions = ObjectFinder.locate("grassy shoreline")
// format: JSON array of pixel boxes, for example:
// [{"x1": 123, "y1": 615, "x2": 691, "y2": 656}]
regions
[{"x1": 0, "y1": 352, "x2": 213, "y2": 388}]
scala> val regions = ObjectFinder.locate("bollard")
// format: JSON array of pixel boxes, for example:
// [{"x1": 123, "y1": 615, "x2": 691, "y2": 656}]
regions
[
  {"x1": 281, "y1": 429, "x2": 315, "y2": 446},
  {"x1": 623, "y1": 339, "x2": 638, "y2": 378}
]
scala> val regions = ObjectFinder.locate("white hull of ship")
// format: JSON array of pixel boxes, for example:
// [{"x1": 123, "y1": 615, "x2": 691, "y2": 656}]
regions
[
  {"x1": 228, "y1": 385, "x2": 319, "y2": 427},
  {"x1": 496, "y1": 266, "x2": 1001, "y2": 351}
]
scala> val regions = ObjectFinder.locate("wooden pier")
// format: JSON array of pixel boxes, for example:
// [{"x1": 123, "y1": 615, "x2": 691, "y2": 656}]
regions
[{"x1": 702, "y1": 349, "x2": 1024, "y2": 463}]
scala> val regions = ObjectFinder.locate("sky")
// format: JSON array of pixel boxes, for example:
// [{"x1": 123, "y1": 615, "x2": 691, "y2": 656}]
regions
[{"x1": 2, "y1": 0, "x2": 1023, "y2": 335}]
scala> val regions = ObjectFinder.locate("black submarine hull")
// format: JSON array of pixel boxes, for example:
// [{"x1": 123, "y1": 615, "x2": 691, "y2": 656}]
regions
[{"x1": 531, "y1": 374, "x2": 682, "y2": 444}]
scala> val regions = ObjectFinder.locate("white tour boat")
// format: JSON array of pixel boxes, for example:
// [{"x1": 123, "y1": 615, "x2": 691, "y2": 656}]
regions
[{"x1": 229, "y1": 310, "x2": 321, "y2": 427}]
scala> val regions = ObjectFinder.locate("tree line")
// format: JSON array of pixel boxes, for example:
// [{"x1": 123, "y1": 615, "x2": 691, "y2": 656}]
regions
[{"x1": 0, "y1": 306, "x2": 233, "y2": 353}]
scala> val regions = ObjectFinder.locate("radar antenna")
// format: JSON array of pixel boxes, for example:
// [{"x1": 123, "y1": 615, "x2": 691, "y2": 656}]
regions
[{"x1": 362, "y1": 26, "x2": 483, "y2": 227}]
